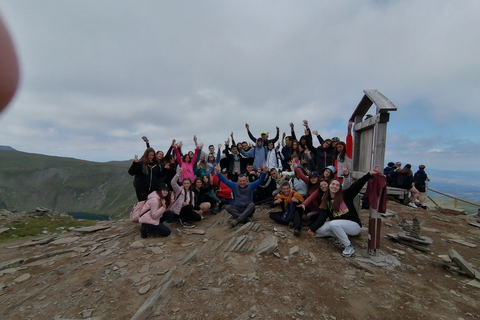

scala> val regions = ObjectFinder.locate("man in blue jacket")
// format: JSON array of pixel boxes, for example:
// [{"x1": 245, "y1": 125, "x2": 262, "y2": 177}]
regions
[{"x1": 215, "y1": 163, "x2": 268, "y2": 227}]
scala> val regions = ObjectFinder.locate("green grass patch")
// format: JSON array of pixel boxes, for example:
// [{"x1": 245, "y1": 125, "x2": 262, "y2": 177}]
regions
[{"x1": 0, "y1": 213, "x2": 97, "y2": 243}]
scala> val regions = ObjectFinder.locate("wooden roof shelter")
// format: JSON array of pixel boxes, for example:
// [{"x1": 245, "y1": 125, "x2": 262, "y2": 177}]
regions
[{"x1": 349, "y1": 89, "x2": 397, "y2": 178}]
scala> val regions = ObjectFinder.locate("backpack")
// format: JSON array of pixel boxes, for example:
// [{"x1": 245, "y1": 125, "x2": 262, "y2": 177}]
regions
[
  {"x1": 130, "y1": 200, "x2": 150, "y2": 223},
  {"x1": 281, "y1": 202, "x2": 296, "y2": 223}
]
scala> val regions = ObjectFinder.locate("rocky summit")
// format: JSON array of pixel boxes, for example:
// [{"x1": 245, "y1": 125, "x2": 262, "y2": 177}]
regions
[{"x1": 0, "y1": 201, "x2": 479, "y2": 320}]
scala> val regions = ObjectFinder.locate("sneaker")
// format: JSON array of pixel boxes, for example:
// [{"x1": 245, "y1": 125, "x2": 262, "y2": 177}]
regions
[
  {"x1": 408, "y1": 202, "x2": 417, "y2": 208},
  {"x1": 140, "y1": 225, "x2": 149, "y2": 239},
  {"x1": 341, "y1": 245, "x2": 355, "y2": 257},
  {"x1": 180, "y1": 219, "x2": 195, "y2": 228},
  {"x1": 293, "y1": 228, "x2": 301, "y2": 237}
]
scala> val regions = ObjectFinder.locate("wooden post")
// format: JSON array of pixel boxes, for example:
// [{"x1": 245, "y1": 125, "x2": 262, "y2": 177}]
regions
[{"x1": 349, "y1": 90, "x2": 397, "y2": 256}]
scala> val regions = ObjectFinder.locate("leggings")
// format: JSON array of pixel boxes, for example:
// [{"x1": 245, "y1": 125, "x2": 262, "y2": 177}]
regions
[{"x1": 179, "y1": 205, "x2": 202, "y2": 222}]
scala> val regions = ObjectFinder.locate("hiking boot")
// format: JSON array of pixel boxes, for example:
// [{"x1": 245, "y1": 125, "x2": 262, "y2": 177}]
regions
[
  {"x1": 180, "y1": 219, "x2": 195, "y2": 228},
  {"x1": 341, "y1": 245, "x2": 355, "y2": 257},
  {"x1": 293, "y1": 227, "x2": 301, "y2": 237},
  {"x1": 140, "y1": 225, "x2": 149, "y2": 239},
  {"x1": 229, "y1": 219, "x2": 239, "y2": 228}
]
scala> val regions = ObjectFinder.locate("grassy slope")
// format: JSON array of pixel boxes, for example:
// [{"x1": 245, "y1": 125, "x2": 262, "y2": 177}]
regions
[{"x1": 0, "y1": 150, "x2": 136, "y2": 217}]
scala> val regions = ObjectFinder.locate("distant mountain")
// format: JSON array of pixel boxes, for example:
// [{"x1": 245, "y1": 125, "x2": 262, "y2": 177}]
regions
[
  {"x1": 0, "y1": 145, "x2": 16, "y2": 151},
  {"x1": 424, "y1": 169, "x2": 480, "y2": 203},
  {"x1": 0, "y1": 149, "x2": 136, "y2": 217}
]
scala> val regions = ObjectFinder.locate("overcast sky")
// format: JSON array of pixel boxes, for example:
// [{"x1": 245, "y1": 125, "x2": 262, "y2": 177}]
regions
[{"x1": 0, "y1": 1, "x2": 479, "y2": 171}]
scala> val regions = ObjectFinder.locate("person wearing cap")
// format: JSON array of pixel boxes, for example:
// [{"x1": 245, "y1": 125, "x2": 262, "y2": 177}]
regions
[
  {"x1": 331, "y1": 136, "x2": 340, "y2": 148},
  {"x1": 321, "y1": 165, "x2": 336, "y2": 183},
  {"x1": 294, "y1": 167, "x2": 321, "y2": 198},
  {"x1": 245, "y1": 123, "x2": 280, "y2": 146},
  {"x1": 139, "y1": 183, "x2": 176, "y2": 238}
]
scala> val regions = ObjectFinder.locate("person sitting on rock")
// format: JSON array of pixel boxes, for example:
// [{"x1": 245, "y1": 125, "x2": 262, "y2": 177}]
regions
[
  {"x1": 391, "y1": 163, "x2": 420, "y2": 208},
  {"x1": 307, "y1": 166, "x2": 382, "y2": 257},
  {"x1": 170, "y1": 167, "x2": 202, "y2": 228},
  {"x1": 139, "y1": 183, "x2": 176, "y2": 238},
  {"x1": 269, "y1": 181, "x2": 305, "y2": 236},
  {"x1": 214, "y1": 163, "x2": 267, "y2": 228}
]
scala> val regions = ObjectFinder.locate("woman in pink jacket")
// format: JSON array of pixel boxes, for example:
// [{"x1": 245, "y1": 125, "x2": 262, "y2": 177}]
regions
[
  {"x1": 173, "y1": 142, "x2": 203, "y2": 182},
  {"x1": 139, "y1": 183, "x2": 175, "y2": 238}
]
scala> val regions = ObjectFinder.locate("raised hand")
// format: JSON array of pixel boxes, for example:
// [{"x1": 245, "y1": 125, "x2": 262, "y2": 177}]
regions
[
  {"x1": 245, "y1": 123, "x2": 249, "y2": 130},
  {"x1": 289, "y1": 122, "x2": 294, "y2": 129},
  {"x1": 133, "y1": 155, "x2": 139, "y2": 162},
  {"x1": 302, "y1": 119, "x2": 309, "y2": 127},
  {"x1": 198, "y1": 143, "x2": 204, "y2": 149},
  {"x1": 276, "y1": 126, "x2": 279, "y2": 131},
  {"x1": 218, "y1": 143, "x2": 222, "y2": 149},
  {"x1": 171, "y1": 139, "x2": 176, "y2": 146},
  {"x1": 312, "y1": 130, "x2": 318, "y2": 136},
  {"x1": 262, "y1": 162, "x2": 268, "y2": 172},
  {"x1": 214, "y1": 163, "x2": 221, "y2": 174},
  {"x1": 193, "y1": 135, "x2": 197, "y2": 142},
  {"x1": 370, "y1": 165, "x2": 380, "y2": 175}
]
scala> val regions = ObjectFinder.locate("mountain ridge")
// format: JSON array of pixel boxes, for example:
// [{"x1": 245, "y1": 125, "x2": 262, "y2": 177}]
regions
[{"x1": 0, "y1": 149, "x2": 136, "y2": 216}]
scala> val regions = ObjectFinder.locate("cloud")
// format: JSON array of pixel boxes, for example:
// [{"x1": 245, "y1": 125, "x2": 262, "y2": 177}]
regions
[{"x1": 0, "y1": 0, "x2": 479, "y2": 170}]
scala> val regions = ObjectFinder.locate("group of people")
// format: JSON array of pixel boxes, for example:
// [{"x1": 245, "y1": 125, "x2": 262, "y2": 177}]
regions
[
  {"x1": 128, "y1": 121, "x2": 384, "y2": 258},
  {"x1": 384, "y1": 162, "x2": 429, "y2": 209}
]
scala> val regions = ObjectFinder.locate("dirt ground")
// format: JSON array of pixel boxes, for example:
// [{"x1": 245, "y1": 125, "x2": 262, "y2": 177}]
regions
[{"x1": 1, "y1": 200, "x2": 479, "y2": 320}]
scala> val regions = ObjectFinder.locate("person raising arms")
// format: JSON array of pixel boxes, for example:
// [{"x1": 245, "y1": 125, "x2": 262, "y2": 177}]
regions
[{"x1": 307, "y1": 166, "x2": 382, "y2": 257}]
